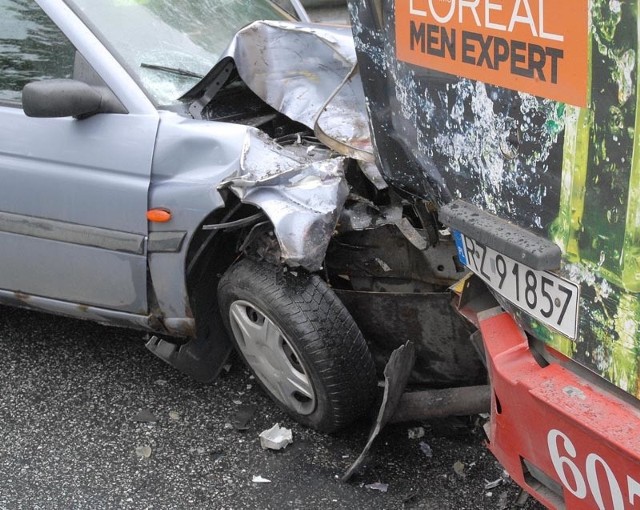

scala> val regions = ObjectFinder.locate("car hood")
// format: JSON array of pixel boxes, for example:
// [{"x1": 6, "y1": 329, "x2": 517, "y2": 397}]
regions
[
  {"x1": 177, "y1": 20, "x2": 382, "y2": 272},
  {"x1": 183, "y1": 20, "x2": 374, "y2": 163}
]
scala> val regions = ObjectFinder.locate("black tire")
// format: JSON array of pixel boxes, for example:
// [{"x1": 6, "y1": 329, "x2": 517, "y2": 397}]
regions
[{"x1": 217, "y1": 258, "x2": 377, "y2": 432}]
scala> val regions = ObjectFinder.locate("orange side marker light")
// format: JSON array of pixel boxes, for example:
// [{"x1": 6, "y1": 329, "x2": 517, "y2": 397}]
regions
[{"x1": 147, "y1": 208, "x2": 172, "y2": 223}]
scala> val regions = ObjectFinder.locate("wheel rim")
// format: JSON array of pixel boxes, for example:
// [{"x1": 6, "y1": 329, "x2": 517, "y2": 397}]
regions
[{"x1": 228, "y1": 300, "x2": 317, "y2": 415}]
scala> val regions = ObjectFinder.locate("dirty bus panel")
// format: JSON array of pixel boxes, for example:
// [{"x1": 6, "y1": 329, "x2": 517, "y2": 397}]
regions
[
  {"x1": 349, "y1": 1, "x2": 640, "y2": 508},
  {"x1": 350, "y1": 0, "x2": 639, "y2": 398}
]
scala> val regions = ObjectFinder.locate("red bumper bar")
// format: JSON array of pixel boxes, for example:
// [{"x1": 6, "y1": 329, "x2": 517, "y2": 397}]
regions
[{"x1": 478, "y1": 308, "x2": 640, "y2": 510}]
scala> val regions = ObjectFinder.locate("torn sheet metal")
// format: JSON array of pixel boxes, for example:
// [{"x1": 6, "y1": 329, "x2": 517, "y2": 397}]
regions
[
  {"x1": 357, "y1": 161, "x2": 388, "y2": 191},
  {"x1": 220, "y1": 128, "x2": 348, "y2": 271},
  {"x1": 187, "y1": 21, "x2": 374, "y2": 162},
  {"x1": 342, "y1": 341, "x2": 416, "y2": 482},
  {"x1": 338, "y1": 200, "x2": 427, "y2": 251},
  {"x1": 338, "y1": 201, "x2": 402, "y2": 232},
  {"x1": 314, "y1": 64, "x2": 374, "y2": 162}
]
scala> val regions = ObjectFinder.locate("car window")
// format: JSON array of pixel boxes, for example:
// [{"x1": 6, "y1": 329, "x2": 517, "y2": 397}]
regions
[
  {"x1": 66, "y1": 0, "x2": 289, "y2": 106},
  {"x1": 0, "y1": 0, "x2": 76, "y2": 106}
]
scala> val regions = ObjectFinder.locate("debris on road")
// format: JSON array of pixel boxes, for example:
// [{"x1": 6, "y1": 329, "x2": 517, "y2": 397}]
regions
[
  {"x1": 515, "y1": 489, "x2": 531, "y2": 506},
  {"x1": 252, "y1": 475, "x2": 271, "y2": 483},
  {"x1": 419, "y1": 441, "x2": 432, "y2": 458},
  {"x1": 407, "y1": 426, "x2": 425, "y2": 439},
  {"x1": 131, "y1": 408, "x2": 158, "y2": 423},
  {"x1": 484, "y1": 477, "x2": 504, "y2": 490},
  {"x1": 168, "y1": 411, "x2": 181, "y2": 421},
  {"x1": 401, "y1": 491, "x2": 419, "y2": 506},
  {"x1": 135, "y1": 446, "x2": 152, "y2": 459},
  {"x1": 453, "y1": 460, "x2": 465, "y2": 479},
  {"x1": 365, "y1": 482, "x2": 388, "y2": 492},
  {"x1": 210, "y1": 451, "x2": 224, "y2": 463},
  {"x1": 259, "y1": 423, "x2": 293, "y2": 450}
]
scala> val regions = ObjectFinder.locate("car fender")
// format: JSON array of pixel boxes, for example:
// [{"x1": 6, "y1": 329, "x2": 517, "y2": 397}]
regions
[{"x1": 147, "y1": 111, "x2": 249, "y2": 335}]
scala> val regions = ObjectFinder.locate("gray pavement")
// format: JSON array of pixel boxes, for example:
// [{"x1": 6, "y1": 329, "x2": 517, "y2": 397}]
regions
[{"x1": 0, "y1": 305, "x2": 543, "y2": 509}]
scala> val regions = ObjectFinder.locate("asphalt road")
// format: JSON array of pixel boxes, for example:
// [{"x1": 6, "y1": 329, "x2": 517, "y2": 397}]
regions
[{"x1": 0, "y1": 305, "x2": 546, "y2": 509}]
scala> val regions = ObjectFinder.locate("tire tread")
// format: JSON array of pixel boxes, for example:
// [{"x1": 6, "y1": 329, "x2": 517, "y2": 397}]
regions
[{"x1": 218, "y1": 258, "x2": 377, "y2": 432}]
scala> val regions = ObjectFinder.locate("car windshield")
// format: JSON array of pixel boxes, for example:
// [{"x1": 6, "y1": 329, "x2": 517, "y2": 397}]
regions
[{"x1": 66, "y1": 0, "x2": 288, "y2": 106}]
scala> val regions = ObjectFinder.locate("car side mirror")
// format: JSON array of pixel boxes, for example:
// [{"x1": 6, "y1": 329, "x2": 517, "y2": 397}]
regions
[{"x1": 22, "y1": 79, "x2": 127, "y2": 118}]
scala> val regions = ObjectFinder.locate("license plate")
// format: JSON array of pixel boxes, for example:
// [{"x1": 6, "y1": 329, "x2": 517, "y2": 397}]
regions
[{"x1": 453, "y1": 231, "x2": 580, "y2": 339}]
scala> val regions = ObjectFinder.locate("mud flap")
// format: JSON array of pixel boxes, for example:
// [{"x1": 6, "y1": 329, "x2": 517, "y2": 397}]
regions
[{"x1": 146, "y1": 333, "x2": 232, "y2": 384}]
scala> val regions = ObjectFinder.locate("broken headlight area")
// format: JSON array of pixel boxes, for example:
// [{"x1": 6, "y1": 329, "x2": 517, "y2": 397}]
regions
[
  {"x1": 325, "y1": 167, "x2": 486, "y2": 387},
  {"x1": 220, "y1": 128, "x2": 348, "y2": 272}
]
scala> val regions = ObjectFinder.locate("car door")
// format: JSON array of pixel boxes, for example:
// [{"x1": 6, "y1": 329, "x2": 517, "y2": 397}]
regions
[{"x1": 0, "y1": 0, "x2": 159, "y2": 314}]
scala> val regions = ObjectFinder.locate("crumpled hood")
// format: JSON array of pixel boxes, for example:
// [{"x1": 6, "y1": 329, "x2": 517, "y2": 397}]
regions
[
  {"x1": 186, "y1": 20, "x2": 374, "y2": 162},
  {"x1": 182, "y1": 20, "x2": 378, "y2": 272}
]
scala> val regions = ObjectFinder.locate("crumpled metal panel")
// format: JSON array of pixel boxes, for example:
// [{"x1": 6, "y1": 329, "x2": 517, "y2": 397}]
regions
[
  {"x1": 189, "y1": 20, "x2": 375, "y2": 161},
  {"x1": 220, "y1": 128, "x2": 349, "y2": 271},
  {"x1": 314, "y1": 64, "x2": 374, "y2": 162},
  {"x1": 229, "y1": 21, "x2": 356, "y2": 129},
  {"x1": 341, "y1": 341, "x2": 416, "y2": 482},
  {"x1": 184, "y1": 20, "x2": 380, "y2": 270}
]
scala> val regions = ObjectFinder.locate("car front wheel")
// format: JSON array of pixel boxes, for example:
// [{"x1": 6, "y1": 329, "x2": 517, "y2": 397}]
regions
[{"x1": 217, "y1": 258, "x2": 377, "y2": 432}]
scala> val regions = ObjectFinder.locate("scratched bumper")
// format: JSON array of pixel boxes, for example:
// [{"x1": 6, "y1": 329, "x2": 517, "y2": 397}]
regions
[{"x1": 477, "y1": 308, "x2": 640, "y2": 510}]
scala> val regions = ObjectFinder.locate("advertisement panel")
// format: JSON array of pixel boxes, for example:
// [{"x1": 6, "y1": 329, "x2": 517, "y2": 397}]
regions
[{"x1": 396, "y1": 0, "x2": 589, "y2": 106}]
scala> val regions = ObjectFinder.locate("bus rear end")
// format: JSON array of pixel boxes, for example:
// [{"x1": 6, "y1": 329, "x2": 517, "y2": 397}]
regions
[{"x1": 348, "y1": 1, "x2": 640, "y2": 507}]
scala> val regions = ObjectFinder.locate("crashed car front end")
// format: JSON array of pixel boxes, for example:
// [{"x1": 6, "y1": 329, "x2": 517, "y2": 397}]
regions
[
  {"x1": 181, "y1": 20, "x2": 372, "y2": 273},
  {"x1": 132, "y1": 15, "x2": 490, "y2": 433},
  {"x1": 143, "y1": 18, "x2": 483, "y2": 389}
]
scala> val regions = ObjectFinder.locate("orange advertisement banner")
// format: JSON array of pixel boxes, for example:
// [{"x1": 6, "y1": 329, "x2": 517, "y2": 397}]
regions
[{"x1": 396, "y1": 0, "x2": 589, "y2": 107}]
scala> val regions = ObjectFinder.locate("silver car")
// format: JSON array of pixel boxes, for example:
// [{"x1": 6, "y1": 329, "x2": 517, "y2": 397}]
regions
[{"x1": 0, "y1": 0, "x2": 481, "y2": 431}]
